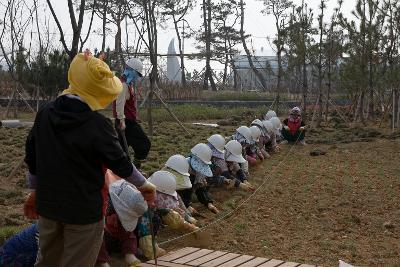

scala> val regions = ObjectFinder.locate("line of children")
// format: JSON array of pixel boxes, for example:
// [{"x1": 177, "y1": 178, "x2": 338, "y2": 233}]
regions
[{"x1": 2, "y1": 107, "x2": 304, "y2": 266}]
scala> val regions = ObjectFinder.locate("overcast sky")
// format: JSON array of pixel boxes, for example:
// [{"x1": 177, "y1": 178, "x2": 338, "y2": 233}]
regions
[{"x1": 2, "y1": 0, "x2": 356, "y2": 72}]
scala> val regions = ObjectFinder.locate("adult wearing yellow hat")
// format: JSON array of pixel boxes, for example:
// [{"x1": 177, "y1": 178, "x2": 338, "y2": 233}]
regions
[
  {"x1": 24, "y1": 52, "x2": 156, "y2": 267},
  {"x1": 113, "y1": 58, "x2": 150, "y2": 169}
]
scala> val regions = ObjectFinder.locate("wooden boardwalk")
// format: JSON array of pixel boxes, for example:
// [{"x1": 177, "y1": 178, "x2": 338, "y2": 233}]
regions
[{"x1": 139, "y1": 247, "x2": 317, "y2": 267}]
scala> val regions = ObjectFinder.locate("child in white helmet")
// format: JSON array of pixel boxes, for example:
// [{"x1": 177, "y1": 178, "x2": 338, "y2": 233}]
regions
[
  {"x1": 178, "y1": 143, "x2": 219, "y2": 214},
  {"x1": 248, "y1": 125, "x2": 265, "y2": 162},
  {"x1": 162, "y1": 154, "x2": 197, "y2": 224},
  {"x1": 251, "y1": 119, "x2": 271, "y2": 159},
  {"x1": 207, "y1": 134, "x2": 252, "y2": 191},
  {"x1": 96, "y1": 171, "x2": 148, "y2": 267},
  {"x1": 270, "y1": 116, "x2": 285, "y2": 144},
  {"x1": 224, "y1": 140, "x2": 255, "y2": 190},
  {"x1": 227, "y1": 126, "x2": 255, "y2": 183},
  {"x1": 265, "y1": 110, "x2": 277, "y2": 120},
  {"x1": 136, "y1": 171, "x2": 199, "y2": 260},
  {"x1": 282, "y1": 107, "x2": 307, "y2": 145},
  {"x1": 262, "y1": 120, "x2": 280, "y2": 153}
]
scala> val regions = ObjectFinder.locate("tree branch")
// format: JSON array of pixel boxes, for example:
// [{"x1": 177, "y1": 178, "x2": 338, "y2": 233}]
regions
[{"x1": 45, "y1": 0, "x2": 70, "y2": 55}]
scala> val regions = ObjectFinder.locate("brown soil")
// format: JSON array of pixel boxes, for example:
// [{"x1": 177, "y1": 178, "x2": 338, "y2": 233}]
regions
[{"x1": 1, "y1": 121, "x2": 399, "y2": 266}]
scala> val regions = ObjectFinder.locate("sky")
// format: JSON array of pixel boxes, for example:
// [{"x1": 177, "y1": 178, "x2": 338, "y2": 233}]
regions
[{"x1": 1, "y1": 0, "x2": 357, "y2": 72}]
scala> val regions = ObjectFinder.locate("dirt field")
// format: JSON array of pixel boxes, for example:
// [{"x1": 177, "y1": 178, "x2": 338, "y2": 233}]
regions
[{"x1": 0, "y1": 113, "x2": 399, "y2": 266}]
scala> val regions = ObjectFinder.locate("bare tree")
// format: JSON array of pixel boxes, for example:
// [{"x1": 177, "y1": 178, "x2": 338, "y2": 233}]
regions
[
  {"x1": 238, "y1": 0, "x2": 268, "y2": 91},
  {"x1": 201, "y1": 0, "x2": 217, "y2": 91},
  {"x1": 286, "y1": 1, "x2": 315, "y2": 119},
  {"x1": 315, "y1": 0, "x2": 326, "y2": 127},
  {"x1": 212, "y1": 0, "x2": 241, "y2": 87},
  {"x1": 260, "y1": 0, "x2": 292, "y2": 108},
  {"x1": 46, "y1": 0, "x2": 87, "y2": 60},
  {"x1": 324, "y1": 1, "x2": 343, "y2": 121}
]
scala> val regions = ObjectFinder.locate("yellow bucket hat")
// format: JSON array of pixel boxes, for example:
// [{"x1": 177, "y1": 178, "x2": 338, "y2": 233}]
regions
[{"x1": 62, "y1": 53, "x2": 122, "y2": 111}]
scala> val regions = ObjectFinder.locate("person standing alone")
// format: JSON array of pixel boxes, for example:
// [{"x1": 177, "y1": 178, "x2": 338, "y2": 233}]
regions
[{"x1": 113, "y1": 58, "x2": 151, "y2": 168}]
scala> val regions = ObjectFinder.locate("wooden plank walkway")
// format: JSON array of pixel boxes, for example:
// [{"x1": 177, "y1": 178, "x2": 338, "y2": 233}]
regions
[{"x1": 139, "y1": 247, "x2": 318, "y2": 267}]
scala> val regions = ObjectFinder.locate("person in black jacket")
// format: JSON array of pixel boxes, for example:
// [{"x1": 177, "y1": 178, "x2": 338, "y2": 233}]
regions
[{"x1": 24, "y1": 51, "x2": 156, "y2": 267}]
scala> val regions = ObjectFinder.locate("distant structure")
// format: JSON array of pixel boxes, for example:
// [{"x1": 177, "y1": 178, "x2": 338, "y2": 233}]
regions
[
  {"x1": 166, "y1": 38, "x2": 181, "y2": 84},
  {"x1": 232, "y1": 54, "x2": 279, "y2": 91}
]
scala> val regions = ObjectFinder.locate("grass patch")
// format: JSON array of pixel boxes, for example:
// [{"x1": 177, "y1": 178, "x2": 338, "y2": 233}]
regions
[{"x1": 0, "y1": 226, "x2": 23, "y2": 245}]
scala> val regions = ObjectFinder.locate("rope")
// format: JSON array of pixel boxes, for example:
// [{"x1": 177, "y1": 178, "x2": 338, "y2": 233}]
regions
[{"x1": 159, "y1": 133, "x2": 302, "y2": 245}]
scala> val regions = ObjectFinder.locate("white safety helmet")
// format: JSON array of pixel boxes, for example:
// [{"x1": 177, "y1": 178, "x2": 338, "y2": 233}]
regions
[
  {"x1": 225, "y1": 140, "x2": 246, "y2": 163},
  {"x1": 148, "y1": 170, "x2": 177, "y2": 198},
  {"x1": 251, "y1": 119, "x2": 264, "y2": 129},
  {"x1": 236, "y1": 126, "x2": 252, "y2": 143},
  {"x1": 207, "y1": 134, "x2": 226, "y2": 153},
  {"x1": 249, "y1": 126, "x2": 262, "y2": 142},
  {"x1": 126, "y1": 58, "x2": 143, "y2": 77},
  {"x1": 190, "y1": 143, "x2": 212, "y2": 165},
  {"x1": 270, "y1": 117, "x2": 282, "y2": 131},
  {"x1": 265, "y1": 110, "x2": 277, "y2": 120},
  {"x1": 165, "y1": 154, "x2": 190, "y2": 176},
  {"x1": 165, "y1": 155, "x2": 192, "y2": 190},
  {"x1": 262, "y1": 120, "x2": 274, "y2": 134}
]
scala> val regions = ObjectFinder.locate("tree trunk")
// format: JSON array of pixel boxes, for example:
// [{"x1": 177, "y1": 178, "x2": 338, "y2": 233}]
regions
[
  {"x1": 356, "y1": 90, "x2": 366, "y2": 124},
  {"x1": 205, "y1": 0, "x2": 216, "y2": 91},
  {"x1": 368, "y1": 58, "x2": 374, "y2": 119},
  {"x1": 239, "y1": 0, "x2": 267, "y2": 91},
  {"x1": 173, "y1": 16, "x2": 187, "y2": 86},
  {"x1": 275, "y1": 45, "x2": 282, "y2": 108},
  {"x1": 397, "y1": 89, "x2": 400, "y2": 128},
  {"x1": 143, "y1": 0, "x2": 157, "y2": 136},
  {"x1": 316, "y1": 2, "x2": 324, "y2": 127},
  {"x1": 202, "y1": 0, "x2": 208, "y2": 89},
  {"x1": 115, "y1": 18, "x2": 122, "y2": 70},
  {"x1": 101, "y1": 0, "x2": 107, "y2": 52},
  {"x1": 302, "y1": 55, "x2": 308, "y2": 120}
]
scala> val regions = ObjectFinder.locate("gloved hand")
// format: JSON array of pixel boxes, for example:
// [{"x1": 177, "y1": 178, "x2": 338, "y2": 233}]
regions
[
  {"x1": 284, "y1": 125, "x2": 290, "y2": 130},
  {"x1": 300, "y1": 126, "x2": 306, "y2": 131},
  {"x1": 119, "y1": 119, "x2": 126, "y2": 130},
  {"x1": 239, "y1": 182, "x2": 255, "y2": 192},
  {"x1": 138, "y1": 181, "x2": 156, "y2": 205},
  {"x1": 243, "y1": 180, "x2": 255, "y2": 190},
  {"x1": 24, "y1": 191, "x2": 38, "y2": 220},
  {"x1": 139, "y1": 235, "x2": 167, "y2": 260}
]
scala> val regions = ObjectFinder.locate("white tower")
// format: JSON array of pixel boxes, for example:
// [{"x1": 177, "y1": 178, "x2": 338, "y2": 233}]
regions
[{"x1": 166, "y1": 38, "x2": 182, "y2": 83}]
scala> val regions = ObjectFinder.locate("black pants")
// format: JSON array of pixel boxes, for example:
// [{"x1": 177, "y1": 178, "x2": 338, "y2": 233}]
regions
[
  {"x1": 115, "y1": 119, "x2": 151, "y2": 161},
  {"x1": 282, "y1": 128, "x2": 305, "y2": 142},
  {"x1": 178, "y1": 174, "x2": 213, "y2": 208}
]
